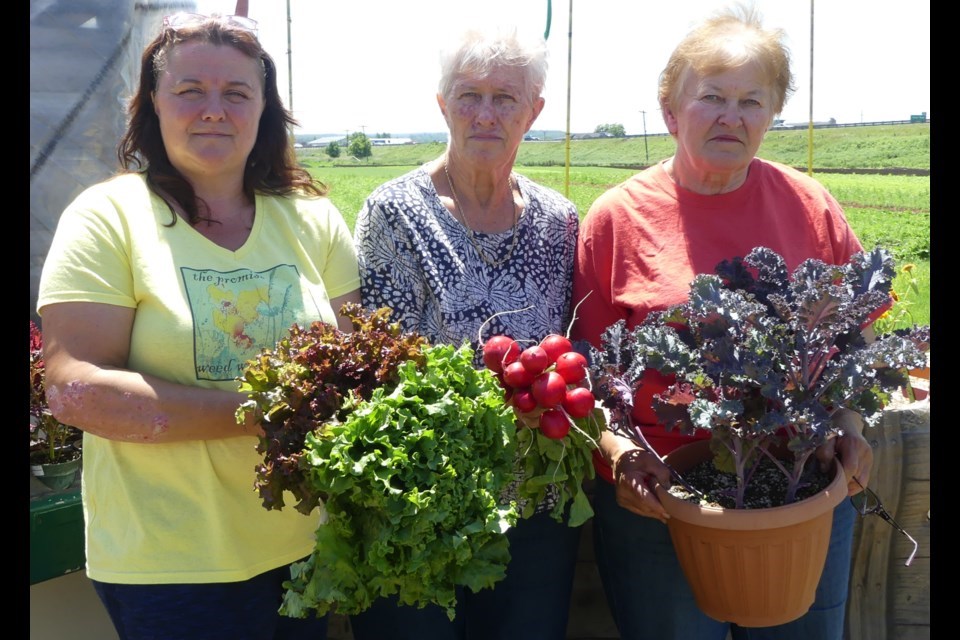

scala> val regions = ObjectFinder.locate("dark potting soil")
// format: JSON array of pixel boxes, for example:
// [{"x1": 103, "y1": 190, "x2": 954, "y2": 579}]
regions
[{"x1": 667, "y1": 456, "x2": 834, "y2": 509}]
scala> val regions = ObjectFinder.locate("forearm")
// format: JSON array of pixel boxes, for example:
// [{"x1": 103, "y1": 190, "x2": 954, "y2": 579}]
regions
[
  {"x1": 598, "y1": 429, "x2": 641, "y2": 469},
  {"x1": 331, "y1": 289, "x2": 362, "y2": 332},
  {"x1": 46, "y1": 363, "x2": 258, "y2": 444},
  {"x1": 598, "y1": 423, "x2": 672, "y2": 521}
]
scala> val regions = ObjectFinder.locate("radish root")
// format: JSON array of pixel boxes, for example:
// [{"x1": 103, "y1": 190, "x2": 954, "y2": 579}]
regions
[
  {"x1": 477, "y1": 306, "x2": 535, "y2": 344},
  {"x1": 564, "y1": 291, "x2": 593, "y2": 339}
]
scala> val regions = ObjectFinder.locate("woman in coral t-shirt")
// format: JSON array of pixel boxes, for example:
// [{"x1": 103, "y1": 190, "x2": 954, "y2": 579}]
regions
[{"x1": 571, "y1": 6, "x2": 873, "y2": 640}]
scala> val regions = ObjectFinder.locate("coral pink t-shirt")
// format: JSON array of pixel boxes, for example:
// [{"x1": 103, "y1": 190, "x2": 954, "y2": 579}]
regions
[{"x1": 571, "y1": 158, "x2": 863, "y2": 483}]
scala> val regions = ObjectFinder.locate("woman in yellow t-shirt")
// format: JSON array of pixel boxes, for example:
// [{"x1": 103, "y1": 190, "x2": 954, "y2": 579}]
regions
[{"x1": 36, "y1": 12, "x2": 359, "y2": 640}]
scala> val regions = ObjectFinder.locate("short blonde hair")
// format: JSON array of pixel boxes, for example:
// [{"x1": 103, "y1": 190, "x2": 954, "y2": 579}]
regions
[{"x1": 658, "y1": 2, "x2": 794, "y2": 116}]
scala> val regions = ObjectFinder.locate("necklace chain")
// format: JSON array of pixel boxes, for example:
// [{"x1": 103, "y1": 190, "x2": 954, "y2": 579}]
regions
[{"x1": 443, "y1": 160, "x2": 521, "y2": 268}]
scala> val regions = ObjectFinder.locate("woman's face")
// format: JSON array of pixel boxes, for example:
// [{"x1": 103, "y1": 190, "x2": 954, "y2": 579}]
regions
[
  {"x1": 153, "y1": 41, "x2": 265, "y2": 185},
  {"x1": 663, "y1": 62, "x2": 776, "y2": 177},
  {"x1": 438, "y1": 65, "x2": 544, "y2": 169}
]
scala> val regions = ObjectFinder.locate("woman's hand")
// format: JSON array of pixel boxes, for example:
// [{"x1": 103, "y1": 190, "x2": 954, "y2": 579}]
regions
[
  {"x1": 816, "y1": 408, "x2": 874, "y2": 496},
  {"x1": 602, "y1": 432, "x2": 672, "y2": 523},
  {"x1": 514, "y1": 409, "x2": 541, "y2": 430}
]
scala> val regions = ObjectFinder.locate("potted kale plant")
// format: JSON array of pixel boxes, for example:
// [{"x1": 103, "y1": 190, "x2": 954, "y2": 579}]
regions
[{"x1": 587, "y1": 246, "x2": 930, "y2": 627}]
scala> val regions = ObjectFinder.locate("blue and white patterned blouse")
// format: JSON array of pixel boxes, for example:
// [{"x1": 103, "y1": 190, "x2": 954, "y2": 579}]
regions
[{"x1": 354, "y1": 163, "x2": 580, "y2": 513}]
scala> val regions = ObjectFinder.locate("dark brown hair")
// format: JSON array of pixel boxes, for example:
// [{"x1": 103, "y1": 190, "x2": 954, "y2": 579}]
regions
[{"x1": 117, "y1": 15, "x2": 325, "y2": 225}]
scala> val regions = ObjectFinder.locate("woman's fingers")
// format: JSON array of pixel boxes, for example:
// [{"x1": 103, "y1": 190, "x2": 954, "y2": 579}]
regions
[
  {"x1": 836, "y1": 432, "x2": 874, "y2": 495},
  {"x1": 613, "y1": 448, "x2": 671, "y2": 522},
  {"x1": 816, "y1": 430, "x2": 874, "y2": 496}
]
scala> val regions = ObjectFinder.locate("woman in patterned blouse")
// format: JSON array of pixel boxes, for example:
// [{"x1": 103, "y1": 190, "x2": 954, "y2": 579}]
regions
[{"x1": 351, "y1": 24, "x2": 581, "y2": 640}]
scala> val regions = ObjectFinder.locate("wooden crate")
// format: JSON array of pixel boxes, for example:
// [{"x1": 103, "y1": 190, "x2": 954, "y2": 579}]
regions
[{"x1": 847, "y1": 395, "x2": 930, "y2": 640}]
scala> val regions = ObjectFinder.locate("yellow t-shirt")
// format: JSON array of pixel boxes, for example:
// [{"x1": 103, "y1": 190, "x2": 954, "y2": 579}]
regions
[{"x1": 37, "y1": 173, "x2": 360, "y2": 584}]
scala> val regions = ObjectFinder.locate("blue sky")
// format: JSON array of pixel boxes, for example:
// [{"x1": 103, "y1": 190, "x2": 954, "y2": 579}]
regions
[{"x1": 196, "y1": 0, "x2": 930, "y2": 136}]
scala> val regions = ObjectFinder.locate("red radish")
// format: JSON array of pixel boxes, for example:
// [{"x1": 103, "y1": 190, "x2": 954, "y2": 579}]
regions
[
  {"x1": 562, "y1": 386, "x2": 595, "y2": 419},
  {"x1": 530, "y1": 371, "x2": 567, "y2": 408},
  {"x1": 482, "y1": 335, "x2": 521, "y2": 373},
  {"x1": 539, "y1": 334, "x2": 574, "y2": 364},
  {"x1": 512, "y1": 388, "x2": 538, "y2": 413},
  {"x1": 519, "y1": 345, "x2": 549, "y2": 374},
  {"x1": 539, "y1": 409, "x2": 571, "y2": 439},
  {"x1": 554, "y1": 351, "x2": 588, "y2": 384},
  {"x1": 503, "y1": 361, "x2": 536, "y2": 389}
]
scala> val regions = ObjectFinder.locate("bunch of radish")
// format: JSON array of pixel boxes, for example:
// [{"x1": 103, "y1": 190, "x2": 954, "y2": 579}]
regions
[{"x1": 482, "y1": 333, "x2": 596, "y2": 440}]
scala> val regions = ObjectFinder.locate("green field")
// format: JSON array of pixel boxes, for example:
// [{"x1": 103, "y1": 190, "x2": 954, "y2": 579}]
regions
[
  {"x1": 305, "y1": 123, "x2": 930, "y2": 329},
  {"x1": 302, "y1": 123, "x2": 930, "y2": 171}
]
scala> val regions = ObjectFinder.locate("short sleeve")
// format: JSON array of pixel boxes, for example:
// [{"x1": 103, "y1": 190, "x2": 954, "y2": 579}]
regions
[
  {"x1": 37, "y1": 181, "x2": 138, "y2": 313},
  {"x1": 310, "y1": 197, "x2": 361, "y2": 299}
]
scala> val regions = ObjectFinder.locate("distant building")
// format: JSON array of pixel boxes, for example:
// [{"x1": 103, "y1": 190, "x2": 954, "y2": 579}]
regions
[
  {"x1": 570, "y1": 132, "x2": 613, "y2": 140},
  {"x1": 369, "y1": 138, "x2": 414, "y2": 146},
  {"x1": 306, "y1": 136, "x2": 345, "y2": 147},
  {"x1": 776, "y1": 118, "x2": 837, "y2": 129}
]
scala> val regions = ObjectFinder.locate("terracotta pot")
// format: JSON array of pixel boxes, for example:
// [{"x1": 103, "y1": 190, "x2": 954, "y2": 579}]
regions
[
  {"x1": 908, "y1": 351, "x2": 930, "y2": 380},
  {"x1": 655, "y1": 439, "x2": 847, "y2": 628},
  {"x1": 904, "y1": 352, "x2": 930, "y2": 400}
]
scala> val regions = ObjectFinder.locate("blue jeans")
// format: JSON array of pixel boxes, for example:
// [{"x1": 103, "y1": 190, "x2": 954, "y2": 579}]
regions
[
  {"x1": 91, "y1": 561, "x2": 328, "y2": 640},
  {"x1": 592, "y1": 479, "x2": 856, "y2": 640},
  {"x1": 350, "y1": 509, "x2": 583, "y2": 640}
]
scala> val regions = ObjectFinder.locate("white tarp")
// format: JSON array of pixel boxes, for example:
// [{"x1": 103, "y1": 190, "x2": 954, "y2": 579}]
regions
[{"x1": 30, "y1": 0, "x2": 198, "y2": 318}]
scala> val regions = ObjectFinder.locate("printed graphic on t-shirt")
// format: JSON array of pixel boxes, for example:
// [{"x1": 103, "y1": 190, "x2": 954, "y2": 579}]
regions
[{"x1": 182, "y1": 265, "x2": 304, "y2": 381}]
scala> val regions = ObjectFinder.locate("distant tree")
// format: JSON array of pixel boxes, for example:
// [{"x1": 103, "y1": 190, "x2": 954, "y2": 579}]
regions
[
  {"x1": 594, "y1": 123, "x2": 626, "y2": 137},
  {"x1": 373, "y1": 132, "x2": 391, "y2": 138},
  {"x1": 348, "y1": 132, "x2": 372, "y2": 158},
  {"x1": 325, "y1": 141, "x2": 341, "y2": 158}
]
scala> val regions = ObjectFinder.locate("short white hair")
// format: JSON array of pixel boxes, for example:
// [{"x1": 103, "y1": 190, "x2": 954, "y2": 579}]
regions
[{"x1": 438, "y1": 26, "x2": 548, "y2": 105}]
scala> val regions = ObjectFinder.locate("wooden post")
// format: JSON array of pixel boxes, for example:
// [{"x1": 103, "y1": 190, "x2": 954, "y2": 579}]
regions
[{"x1": 846, "y1": 396, "x2": 930, "y2": 640}]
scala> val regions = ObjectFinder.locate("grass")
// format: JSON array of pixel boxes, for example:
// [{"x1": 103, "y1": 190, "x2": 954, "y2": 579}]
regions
[
  {"x1": 306, "y1": 122, "x2": 930, "y2": 328},
  {"x1": 841, "y1": 206, "x2": 930, "y2": 332},
  {"x1": 757, "y1": 124, "x2": 931, "y2": 170},
  {"x1": 301, "y1": 123, "x2": 930, "y2": 172},
  {"x1": 813, "y1": 174, "x2": 930, "y2": 211},
  {"x1": 314, "y1": 165, "x2": 638, "y2": 229}
]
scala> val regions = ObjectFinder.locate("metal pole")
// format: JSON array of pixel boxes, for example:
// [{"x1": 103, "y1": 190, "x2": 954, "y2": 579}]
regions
[
  {"x1": 807, "y1": 0, "x2": 814, "y2": 176},
  {"x1": 281, "y1": 0, "x2": 294, "y2": 146},
  {"x1": 544, "y1": 0, "x2": 552, "y2": 40},
  {"x1": 287, "y1": 0, "x2": 293, "y2": 112},
  {"x1": 564, "y1": 0, "x2": 572, "y2": 197},
  {"x1": 641, "y1": 110, "x2": 649, "y2": 165}
]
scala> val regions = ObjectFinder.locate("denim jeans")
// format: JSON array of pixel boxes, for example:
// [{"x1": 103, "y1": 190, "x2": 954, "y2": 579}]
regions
[
  {"x1": 91, "y1": 561, "x2": 329, "y2": 640},
  {"x1": 592, "y1": 479, "x2": 856, "y2": 640},
  {"x1": 350, "y1": 509, "x2": 583, "y2": 640}
]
